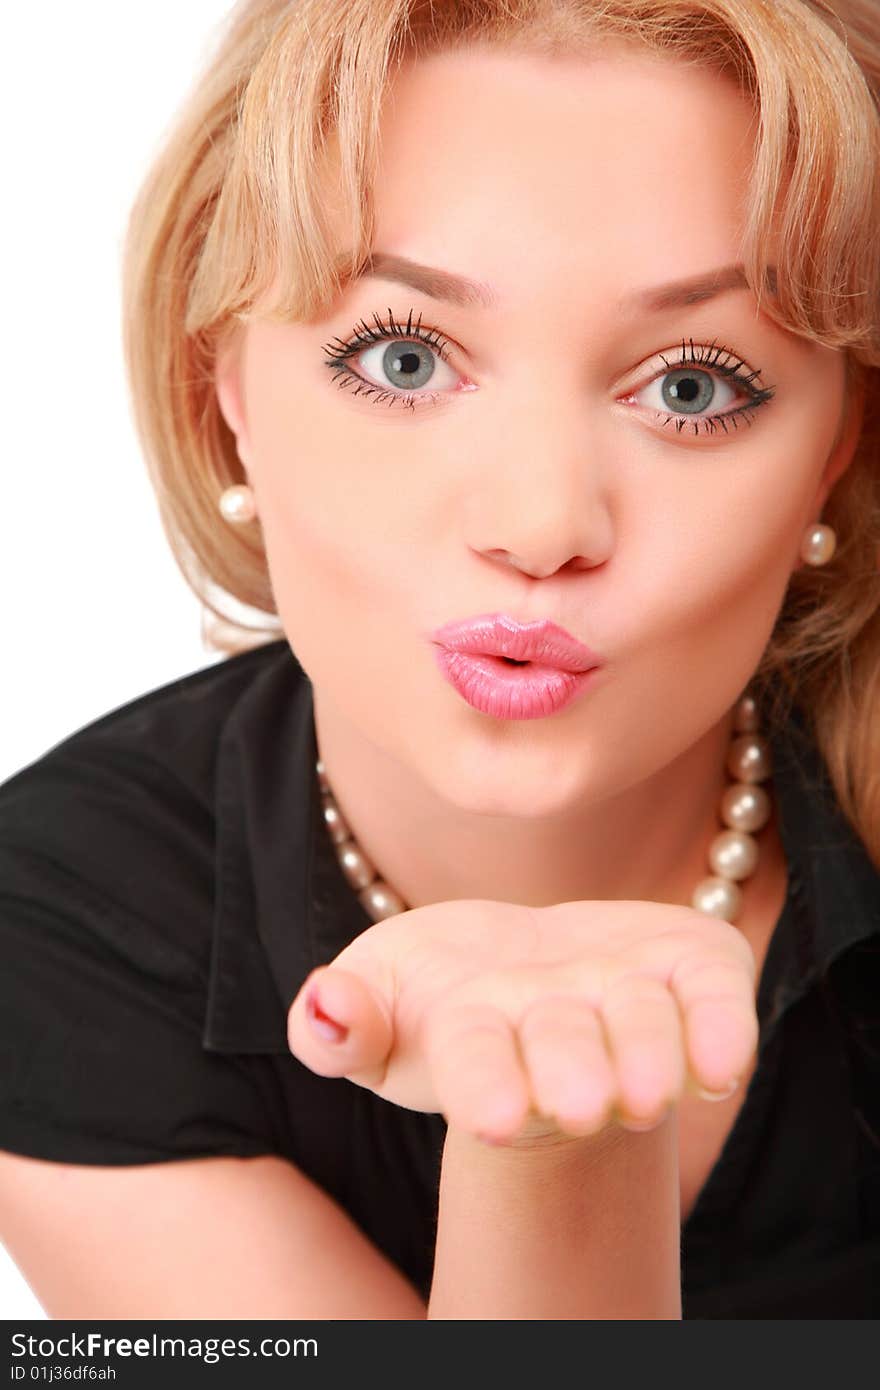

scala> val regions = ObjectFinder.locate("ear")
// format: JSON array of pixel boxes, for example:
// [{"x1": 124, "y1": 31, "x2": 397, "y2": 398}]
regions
[
  {"x1": 813, "y1": 362, "x2": 867, "y2": 514},
  {"x1": 215, "y1": 335, "x2": 253, "y2": 471}
]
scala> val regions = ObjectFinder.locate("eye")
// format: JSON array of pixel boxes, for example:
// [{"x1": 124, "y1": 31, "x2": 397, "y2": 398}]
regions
[
  {"x1": 624, "y1": 340, "x2": 776, "y2": 437},
  {"x1": 321, "y1": 318, "x2": 777, "y2": 435},
  {"x1": 321, "y1": 308, "x2": 460, "y2": 410}
]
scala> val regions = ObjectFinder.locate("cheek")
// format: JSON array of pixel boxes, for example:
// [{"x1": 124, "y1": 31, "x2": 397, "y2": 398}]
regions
[
  {"x1": 257, "y1": 499, "x2": 367, "y2": 677},
  {"x1": 244, "y1": 330, "x2": 423, "y2": 556},
  {"x1": 634, "y1": 449, "x2": 809, "y2": 631},
  {"x1": 687, "y1": 521, "x2": 798, "y2": 655},
  {"x1": 616, "y1": 465, "x2": 807, "y2": 700},
  {"x1": 592, "y1": 524, "x2": 795, "y2": 779},
  {"x1": 243, "y1": 344, "x2": 434, "y2": 670},
  {"x1": 251, "y1": 444, "x2": 412, "y2": 687}
]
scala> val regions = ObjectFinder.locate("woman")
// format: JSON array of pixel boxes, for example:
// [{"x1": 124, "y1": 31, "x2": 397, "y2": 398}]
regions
[{"x1": 0, "y1": 0, "x2": 878, "y2": 1319}]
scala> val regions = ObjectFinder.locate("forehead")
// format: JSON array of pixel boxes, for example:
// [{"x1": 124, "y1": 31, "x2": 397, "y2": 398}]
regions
[{"x1": 323, "y1": 45, "x2": 759, "y2": 308}]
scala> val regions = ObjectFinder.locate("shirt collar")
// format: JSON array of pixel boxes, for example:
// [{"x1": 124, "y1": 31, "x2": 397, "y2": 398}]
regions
[
  {"x1": 768, "y1": 699, "x2": 880, "y2": 986},
  {"x1": 202, "y1": 642, "x2": 880, "y2": 1054},
  {"x1": 203, "y1": 641, "x2": 372, "y2": 1054}
]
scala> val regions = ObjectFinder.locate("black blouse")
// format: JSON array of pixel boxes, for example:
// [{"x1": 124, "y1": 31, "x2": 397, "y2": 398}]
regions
[{"x1": 1, "y1": 639, "x2": 878, "y2": 1317}]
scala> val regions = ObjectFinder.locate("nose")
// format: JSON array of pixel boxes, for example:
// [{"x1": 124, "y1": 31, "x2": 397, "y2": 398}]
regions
[
  {"x1": 467, "y1": 415, "x2": 613, "y2": 580},
  {"x1": 484, "y1": 549, "x2": 595, "y2": 579}
]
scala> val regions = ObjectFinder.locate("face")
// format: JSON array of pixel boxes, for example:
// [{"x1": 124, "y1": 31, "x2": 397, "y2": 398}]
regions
[{"x1": 216, "y1": 45, "x2": 860, "y2": 819}]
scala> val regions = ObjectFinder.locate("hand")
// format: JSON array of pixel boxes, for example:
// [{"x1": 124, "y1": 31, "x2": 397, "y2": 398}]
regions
[{"x1": 286, "y1": 897, "x2": 759, "y2": 1146}]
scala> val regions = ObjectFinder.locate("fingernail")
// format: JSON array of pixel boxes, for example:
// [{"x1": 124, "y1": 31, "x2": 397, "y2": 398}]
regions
[
  {"x1": 697, "y1": 1076, "x2": 741, "y2": 1101},
  {"x1": 305, "y1": 984, "x2": 349, "y2": 1043}
]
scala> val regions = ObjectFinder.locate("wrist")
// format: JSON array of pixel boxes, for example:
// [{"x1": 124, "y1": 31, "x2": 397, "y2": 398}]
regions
[{"x1": 456, "y1": 1107, "x2": 672, "y2": 1158}]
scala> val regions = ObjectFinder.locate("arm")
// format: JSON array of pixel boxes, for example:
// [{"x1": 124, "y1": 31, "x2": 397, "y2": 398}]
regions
[
  {"x1": 427, "y1": 1113, "x2": 681, "y2": 1319},
  {"x1": 0, "y1": 1149, "x2": 427, "y2": 1319}
]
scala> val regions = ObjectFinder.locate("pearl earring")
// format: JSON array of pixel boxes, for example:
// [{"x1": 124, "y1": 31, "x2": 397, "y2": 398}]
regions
[
  {"x1": 800, "y1": 522, "x2": 836, "y2": 567},
  {"x1": 219, "y1": 484, "x2": 256, "y2": 524}
]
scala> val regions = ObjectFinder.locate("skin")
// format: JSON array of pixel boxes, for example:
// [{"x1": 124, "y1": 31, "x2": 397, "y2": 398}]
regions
[
  {"x1": 5, "y1": 47, "x2": 866, "y2": 1326},
  {"x1": 216, "y1": 44, "x2": 863, "y2": 952},
  {"x1": 286, "y1": 896, "x2": 760, "y2": 1138}
]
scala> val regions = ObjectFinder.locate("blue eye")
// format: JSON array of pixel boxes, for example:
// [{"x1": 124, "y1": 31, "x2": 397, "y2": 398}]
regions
[
  {"x1": 630, "y1": 340, "x2": 776, "y2": 436},
  {"x1": 321, "y1": 308, "x2": 456, "y2": 411},
  {"x1": 321, "y1": 316, "x2": 776, "y2": 436}
]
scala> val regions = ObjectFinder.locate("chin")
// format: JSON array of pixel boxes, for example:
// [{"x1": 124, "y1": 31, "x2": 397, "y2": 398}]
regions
[{"x1": 423, "y1": 745, "x2": 597, "y2": 822}]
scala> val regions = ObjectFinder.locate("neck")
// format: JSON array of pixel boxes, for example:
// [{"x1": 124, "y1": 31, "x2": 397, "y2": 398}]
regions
[{"x1": 312, "y1": 691, "x2": 764, "y2": 914}]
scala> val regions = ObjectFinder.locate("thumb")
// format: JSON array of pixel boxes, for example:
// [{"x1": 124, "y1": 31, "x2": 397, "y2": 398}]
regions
[{"x1": 287, "y1": 964, "x2": 394, "y2": 1084}]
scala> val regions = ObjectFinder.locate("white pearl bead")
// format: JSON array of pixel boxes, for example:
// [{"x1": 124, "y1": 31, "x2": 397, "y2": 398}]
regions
[
  {"x1": 726, "y1": 733, "x2": 772, "y2": 783},
  {"x1": 316, "y1": 760, "x2": 329, "y2": 793},
  {"x1": 733, "y1": 694, "x2": 759, "y2": 733},
  {"x1": 709, "y1": 828, "x2": 759, "y2": 880},
  {"x1": 219, "y1": 485, "x2": 256, "y2": 523},
  {"x1": 338, "y1": 841, "x2": 377, "y2": 891},
  {"x1": 321, "y1": 794, "x2": 351, "y2": 846},
  {"x1": 359, "y1": 881, "x2": 408, "y2": 922},
  {"x1": 691, "y1": 876, "x2": 742, "y2": 922},
  {"x1": 800, "y1": 523, "x2": 836, "y2": 566},
  {"x1": 720, "y1": 781, "x2": 771, "y2": 834}
]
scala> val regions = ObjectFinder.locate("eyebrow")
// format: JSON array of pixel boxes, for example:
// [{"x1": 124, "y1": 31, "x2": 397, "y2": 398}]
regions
[{"x1": 342, "y1": 252, "x2": 777, "y2": 312}]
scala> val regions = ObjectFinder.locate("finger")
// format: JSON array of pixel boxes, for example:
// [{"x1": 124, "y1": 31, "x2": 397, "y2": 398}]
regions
[
  {"x1": 423, "y1": 1001, "x2": 530, "y2": 1141},
  {"x1": 517, "y1": 994, "x2": 616, "y2": 1136},
  {"x1": 287, "y1": 965, "x2": 393, "y2": 1086},
  {"x1": 600, "y1": 975, "x2": 686, "y2": 1129},
  {"x1": 669, "y1": 954, "x2": 759, "y2": 1095}
]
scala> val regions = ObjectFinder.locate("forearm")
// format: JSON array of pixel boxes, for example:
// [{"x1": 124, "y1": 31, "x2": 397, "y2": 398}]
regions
[{"x1": 427, "y1": 1113, "x2": 681, "y2": 1320}]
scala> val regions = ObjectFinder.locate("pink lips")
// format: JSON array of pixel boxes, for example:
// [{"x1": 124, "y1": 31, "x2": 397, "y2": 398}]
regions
[{"x1": 430, "y1": 613, "x2": 603, "y2": 720}]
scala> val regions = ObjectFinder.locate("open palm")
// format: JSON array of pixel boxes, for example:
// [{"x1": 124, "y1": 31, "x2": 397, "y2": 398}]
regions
[{"x1": 287, "y1": 896, "x2": 758, "y2": 1144}]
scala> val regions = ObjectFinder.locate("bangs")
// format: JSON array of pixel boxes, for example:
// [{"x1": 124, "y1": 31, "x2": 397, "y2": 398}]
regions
[{"x1": 189, "y1": 0, "x2": 880, "y2": 365}]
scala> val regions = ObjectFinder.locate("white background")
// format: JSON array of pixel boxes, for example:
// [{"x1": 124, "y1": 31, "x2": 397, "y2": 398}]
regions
[{"x1": 1, "y1": 1, "x2": 244, "y2": 1322}]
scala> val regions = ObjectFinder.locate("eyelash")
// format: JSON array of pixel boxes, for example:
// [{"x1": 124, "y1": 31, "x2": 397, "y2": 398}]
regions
[{"x1": 320, "y1": 309, "x2": 776, "y2": 436}]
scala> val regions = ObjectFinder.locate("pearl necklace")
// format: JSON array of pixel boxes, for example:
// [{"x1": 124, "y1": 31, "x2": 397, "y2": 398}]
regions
[{"x1": 316, "y1": 691, "x2": 773, "y2": 925}]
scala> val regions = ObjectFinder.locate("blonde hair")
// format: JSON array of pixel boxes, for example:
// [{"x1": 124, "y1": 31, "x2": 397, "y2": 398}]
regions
[{"x1": 122, "y1": 0, "x2": 880, "y2": 864}]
